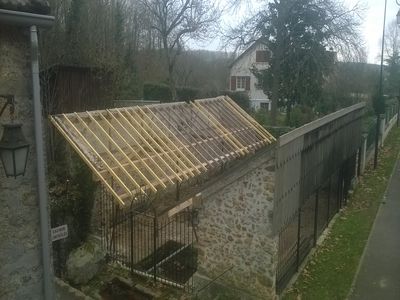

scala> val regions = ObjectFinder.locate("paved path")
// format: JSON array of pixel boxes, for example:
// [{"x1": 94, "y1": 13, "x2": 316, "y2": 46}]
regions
[{"x1": 349, "y1": 159, "x2": 400, "y2": 300}]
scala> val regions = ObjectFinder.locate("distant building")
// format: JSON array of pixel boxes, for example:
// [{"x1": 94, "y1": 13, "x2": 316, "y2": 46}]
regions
[{"x1": 229, "y1": 40, "x2": 271, "y2": 111}]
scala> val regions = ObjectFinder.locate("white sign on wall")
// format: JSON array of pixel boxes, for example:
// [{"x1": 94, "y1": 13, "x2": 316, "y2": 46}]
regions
[{"x1": 51, "y1": 224, "x2": 68, "y2": 242}]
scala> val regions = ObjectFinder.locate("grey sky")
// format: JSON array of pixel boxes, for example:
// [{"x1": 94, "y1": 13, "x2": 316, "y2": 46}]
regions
[
  {"x1": 192, "y1": 0, "x2": 400, "y2": 64},
  {"x1": 355, "y1": 0, "x2": 399, "y2": 63}
]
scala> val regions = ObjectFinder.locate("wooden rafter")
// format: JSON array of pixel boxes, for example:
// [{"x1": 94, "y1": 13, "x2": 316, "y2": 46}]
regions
[{"x1": 50, "y1": 96, "x2": 276, "y2": 206}]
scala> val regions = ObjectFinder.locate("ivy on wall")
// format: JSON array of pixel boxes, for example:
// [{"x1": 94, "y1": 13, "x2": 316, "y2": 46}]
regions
[{"x1": 49, "y1": 141, "x2": 97, "y2": 275}]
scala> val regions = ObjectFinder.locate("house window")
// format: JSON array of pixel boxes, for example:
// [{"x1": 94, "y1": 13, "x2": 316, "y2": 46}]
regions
[
  {"x1": 256, "y1": 50, "x2": 269, "y2": 63},
  {"x1": 237, "y1": 76, "x2": 246, "y2": 90},
  {"x1": 230, "y1": 76, "x2": 250, "y2": 91},
  {"x1": 236, "y1": 76, "x2": 250, "y2": 91}
]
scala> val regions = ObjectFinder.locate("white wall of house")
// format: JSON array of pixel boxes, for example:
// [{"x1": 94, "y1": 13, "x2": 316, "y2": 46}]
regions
[{"x1": 229, "y1": 42, "x2": 271, "y2": 111}]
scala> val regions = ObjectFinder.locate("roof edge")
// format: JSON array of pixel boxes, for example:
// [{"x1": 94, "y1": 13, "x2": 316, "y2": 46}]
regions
[
  {"x1": 0, "y1": 8, "x2": 54, "y2": 27},
  {"x1": 230, "y1": 38, "x2": 268, "y2": 68}
]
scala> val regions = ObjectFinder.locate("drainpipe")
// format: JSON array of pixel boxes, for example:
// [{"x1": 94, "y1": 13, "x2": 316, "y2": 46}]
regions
[{"x1": 30, "y1": 25, "x2": 55, "y2": 300}]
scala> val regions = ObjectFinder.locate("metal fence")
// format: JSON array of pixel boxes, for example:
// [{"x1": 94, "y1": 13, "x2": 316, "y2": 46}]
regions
[
  {"x1": 275, "y1": 103, "x2": 364, "y2": 294},
  {"x1": 366, "y1": 119, "x2": 377, "y2": 149},
  {"x1": 99, "y1": 186, "x2": 197, "y2": 291},
  {"x1": 385, "y1": 101, "x2": 398, "y2": 124},
  {"x1": 275, "y1": 161, "x2": 355, "y2": 293}
]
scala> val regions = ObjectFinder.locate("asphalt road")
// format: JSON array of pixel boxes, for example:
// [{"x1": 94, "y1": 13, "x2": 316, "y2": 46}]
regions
[{"x1": 349, "y1": 159, "x2": 400, "y2": 300}]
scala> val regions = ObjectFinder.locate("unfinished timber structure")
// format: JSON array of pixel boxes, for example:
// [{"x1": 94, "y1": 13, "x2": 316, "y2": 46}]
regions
[
  {"x1": 51, "y1": 96, "x2": 367, "y2": 298},
  {"x1": 50, "y1": 96, "x2": 275, "y2": 291},
  {"x1": 51, "y1": 96, "x2": 274, "y2": 206}
]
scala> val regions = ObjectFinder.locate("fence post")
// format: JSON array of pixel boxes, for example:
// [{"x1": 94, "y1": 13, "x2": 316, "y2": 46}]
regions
[
  {"x1": 360, "y1": 134, "x2": 368, "y2": 175},
  {"x1": 327, "y1": 177, "x2": 331, "y2": 223},
  {"x1": 296, "y1": 210, "x2": 301, "y2": 272},
  {"x1": 153, "y1": 212, "x2": 157, "y2": 283},
  {"x1": 313, "y1": 191, "x2": 319, "y2": 247},
  {"x1": 379, "y1": 113, "x2": 386, "y2": 147},
  {"x1": 130, "y1": 211, "x2": 134, "y2": 274},
  {"x1": 357, "y1": 146, "x2": 361, "y2": 178}
]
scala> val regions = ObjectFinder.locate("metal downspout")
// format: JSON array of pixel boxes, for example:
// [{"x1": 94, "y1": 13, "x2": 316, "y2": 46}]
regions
[{"x1": 30, "y1": 25, "x2": 54, "y2": 300}]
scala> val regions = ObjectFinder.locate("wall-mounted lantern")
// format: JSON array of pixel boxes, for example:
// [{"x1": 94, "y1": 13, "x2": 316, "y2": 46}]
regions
[{"x1": 0, "y1": 95, "x2": 30, "y2": 178}]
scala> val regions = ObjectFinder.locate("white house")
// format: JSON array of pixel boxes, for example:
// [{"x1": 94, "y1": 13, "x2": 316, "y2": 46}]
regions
[{"x1": 229, "y1": 40, "x2": 271, "y2": 111}]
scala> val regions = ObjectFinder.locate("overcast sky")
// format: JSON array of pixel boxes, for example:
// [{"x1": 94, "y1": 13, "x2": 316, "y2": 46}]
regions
[
  {"x1": 355, "y1": 0, "x2": 399, "y2": 63},
  {"x1": 192, "y1": 0, "x2": 400, "y2": 64}
]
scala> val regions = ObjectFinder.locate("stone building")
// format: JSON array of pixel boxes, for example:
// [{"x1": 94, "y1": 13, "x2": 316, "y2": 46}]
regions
[
  {"x1": 51, "y1": 96, "x2": 278, "y2": 298},
  {"x1": 52, "y1": 94, "x2": 365, "y2": 299},
  {"x1": 0, "y1": 1, "x2": 54, "y2": 299},
  {"x1": 196, "y1": 146, "x2": 277, "y2": 298}
]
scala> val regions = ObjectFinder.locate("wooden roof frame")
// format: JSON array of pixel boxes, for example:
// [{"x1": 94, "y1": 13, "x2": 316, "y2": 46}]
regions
[{"x1": 50, "y1": 96, "x2": 275, "y2": 206}]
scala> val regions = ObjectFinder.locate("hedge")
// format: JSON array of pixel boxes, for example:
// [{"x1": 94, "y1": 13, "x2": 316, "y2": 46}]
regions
[{"x1": 143, "y1": 82, "x2": 250, "y2": 111}]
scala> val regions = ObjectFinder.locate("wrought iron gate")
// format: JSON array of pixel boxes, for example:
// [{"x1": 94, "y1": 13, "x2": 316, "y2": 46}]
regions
[{"x1": 100, "y1": 187, "x2": 197, "y2": 291}]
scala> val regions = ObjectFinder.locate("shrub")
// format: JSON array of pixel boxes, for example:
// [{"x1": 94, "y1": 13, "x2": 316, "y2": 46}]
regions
[
  {"x1": 143, "y1": 82, "x2": 172, "y2": 101},
  {"x1": 142, "y1": 83, "x2": 250, "y2": 111},
  {"x1": 222, "y1": 91, "x2": 250, "y2": 111},
  {"x1": 288, "y1": 105, "x2": 315, "y2": 127},
  {"x1": 177, "y1": 86, "x2": 201, "y2": 102}
]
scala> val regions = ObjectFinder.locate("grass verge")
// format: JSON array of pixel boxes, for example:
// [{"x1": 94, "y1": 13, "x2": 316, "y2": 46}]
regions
[{"x1": 283, "y1": 127, "x2": 400, "y2": 300}]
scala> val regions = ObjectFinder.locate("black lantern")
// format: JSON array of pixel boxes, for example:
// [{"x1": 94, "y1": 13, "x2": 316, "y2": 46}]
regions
[{"x1": 0, "y1": 123, "x2": 29, "y2": 178}]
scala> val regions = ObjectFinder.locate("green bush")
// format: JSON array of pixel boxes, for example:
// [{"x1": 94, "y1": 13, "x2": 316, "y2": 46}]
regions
[
  {"x1": 177, "y1": 86, "x2": 201, "y2": 102},
  {"x1": 288, "y1": 105, "x2": 316, "y2": 127},
  {"x1": 222, "y1": 91, "x2": 250, "y2": 111},
  {"x1": 142, "y1": 83, "x2": 250, "y2": 111},
  {"x1": 143, "y1": 82, "x2": 172, "y2": 101},
  {"x1": 204, "y1": 89, "x2": 250, "y2": 111},
  {"x1": 49, "y1": 143, "x2": 97, "y2": 276}
]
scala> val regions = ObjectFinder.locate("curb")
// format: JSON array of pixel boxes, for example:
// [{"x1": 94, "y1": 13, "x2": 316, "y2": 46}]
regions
[{"x1": 346, "y1": 157, "x2": 400, "y2": 300}]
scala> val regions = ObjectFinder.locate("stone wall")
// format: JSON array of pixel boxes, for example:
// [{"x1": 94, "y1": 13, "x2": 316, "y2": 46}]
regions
[
  {"x1": 0, "y1": 25, "x2": 45, "y2": 299},
  {"x1": 195, "y1": 147, "x2": 277, "y2": 299}
]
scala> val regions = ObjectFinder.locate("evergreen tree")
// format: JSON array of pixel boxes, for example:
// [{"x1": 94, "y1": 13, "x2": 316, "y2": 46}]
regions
[{"x1": 245, "y1": 0, "x2": 362, "y2": 125}]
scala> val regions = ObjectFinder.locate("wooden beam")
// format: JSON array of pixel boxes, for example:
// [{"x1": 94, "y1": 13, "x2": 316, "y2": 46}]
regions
[
  {"x1": 74, "y1": 113, "x2": 146, "y2": 194},
  {"x1": 114, "y1": 109, "x2": 183, "y2": 182},
  {"x1": 206, "y1": 100, "x2": 260, "y2": 148},
  {"x1": 224, "y1": 96, "x2": 275, "y2": 141},
  {"x1": 143, "y1": 106, "x2": 208, "y2": 171},
  {"x1": 50, "y1": 116, "x2": 125, "y2": 206},
  {"x1": 85, "y1": 111, "x2": 159, "y2": 192},
  {"x1": 152, "y1": 106, "x2": 218, "y2": 165},
  {"x1": 136, "y1": 106, "x2": 204, "y2": 173},
  {"x1": 106, "y1": 109, "x2": 175, "y2": 185},
  {"x1": 97, "y1": 112, "x2": 167, "y2": 188},
  {"x1": 174, "y1": 104, "x2": 239, "y2": 158},
  {"x1": 123, "y1": 108, "x2": 191, "y2": 179},
  {"x1": 192, "y1": 101, "x2": 248, "y2": 156}
]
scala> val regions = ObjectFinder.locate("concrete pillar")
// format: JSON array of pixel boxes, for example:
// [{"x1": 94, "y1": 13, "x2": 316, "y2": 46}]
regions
[
  {"x1": 0, "y1": 25, "x2": 46, "y2": 299},
  {"x1": 360, "y1": 133, "x2": 368, "y2": 175}
]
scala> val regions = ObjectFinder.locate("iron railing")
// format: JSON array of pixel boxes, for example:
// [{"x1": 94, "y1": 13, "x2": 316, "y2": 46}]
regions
[
  {"x1": 276, "y1": 157, "x2": 355, "y2": 294},
  {"x1": 100, "y1": 186, "x2": 197, "y2": 291}
]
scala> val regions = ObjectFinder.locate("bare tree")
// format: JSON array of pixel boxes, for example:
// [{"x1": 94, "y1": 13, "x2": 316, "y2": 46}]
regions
[
  {"x1": 140, "y1": 0, "x2": 220, "y2": 100},
  {"x1": 385, "y1": 19, "x2": 400, "y2": 58}
]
